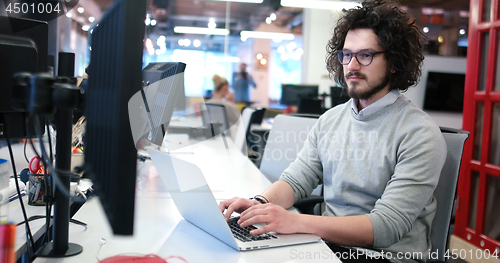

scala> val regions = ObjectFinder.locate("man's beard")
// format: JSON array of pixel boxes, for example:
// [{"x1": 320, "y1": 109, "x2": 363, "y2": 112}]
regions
[{"x1": 345, "y1": 71, "x2": 391, "y2": 100}]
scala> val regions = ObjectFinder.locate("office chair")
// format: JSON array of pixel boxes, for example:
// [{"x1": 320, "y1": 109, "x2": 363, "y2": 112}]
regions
[
  {"x1": 200, "y1": 103, "x2": 231, "y2": 138},
  {"x1": 234, "y1": 107, "x2": 257, "y2": 154},
  {"x1": 259, "y1": 114, "x2": 322, "y2": 213},
  {"x1": 248, "y1": 107, "x2": 266, "y2": 126},
  {"x1": 260, "y1": 114, "x2": 318, "y2": 182},
  {"x1": 247, "y1": 128, "x2": 269, "y2": 168},
  {"x1": 430, "y1": 127, "x2": 469, "y2": 262}
]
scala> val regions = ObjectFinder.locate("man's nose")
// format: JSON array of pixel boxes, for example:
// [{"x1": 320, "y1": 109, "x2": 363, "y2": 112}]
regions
[{"x1": 347, "y1": 56, "x2": 362, "y2": 71}]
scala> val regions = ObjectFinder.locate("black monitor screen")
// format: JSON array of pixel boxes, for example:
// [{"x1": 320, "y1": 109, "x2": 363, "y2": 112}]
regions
[
  {"x1": 423, "y1": 71, "x2": 465, "y2": 113},
  {"x1": 84, "y1": 0, "x2": 147, "y2": 235},
  {"x1": 280, "y1": 84, "x2": 319, "y2": 106},
  {"x1": 0, "y1": 16, "x2": 48, "y2": 140}
]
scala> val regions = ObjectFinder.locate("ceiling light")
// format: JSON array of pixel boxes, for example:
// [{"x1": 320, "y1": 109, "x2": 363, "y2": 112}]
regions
[
  {"x1": 89, "y1": 16, "x2": 95, "y2": 23},
  {"x1": 184, "y1": 39, "x2": 191, "y2": 47},
  {"x1": 174, "y1": 26, "x2": 229, "y2": 35},
  {"x1": 66, "y1": 12, "x2": 72, "y2": 18},
  {"x1": 265, "y1": 17, "x2": 272, "y2": 24},
  {"x1": 286, "y1": 41, "x2": 297, "y2": 51},
  {"x1": 178, "y1": 39, "x2": 185, "y2": 46},
  {"x1": 82, "y1": 25, "x2": 90, "y2": 31},
  {"x1": 459, "y1": 29, "x2": 466, "y2": 35},
  {"x1": 240, "y1": 31, "x2": 294, "y2": 40},
  {"x1": 296, "y1": 48, "x2": 304, "y2": 56},
  {"x1": 193, "y1": 39, "x2": 201, "y2": 47},
  {"x1": 277, "y1": 46, "x2": 286, "y2": 54},
  {"x1": 145, "y1": 18, "x2": 151, "y2": 26},
  {"x1": 208, "y1": 18, "x2": 216, "y2": 29},
  {"x1": 145, "y1": 38, "x2": 155, "y2": 55},
  {"x1": 256, "y1": 53, "x2": 263, "y2": 60},
  {"x1": 281, "y1": 0, "x2": 361, "y2": 10},
  {"x1": 423, "y1": 27, "x2": 429, "y2": 33},
  {"x1": 151, "y1": 19, "x2": 157, "y2": 26},
  {"x1": 157, "y1": 35, "x2": 166, "y2": 46},
  {"x1": 77, "y1": 7, "x2": 84, "y2": 13},
  {"x1": 270, "y1": 13, "x2": 277, "y2": 21}
]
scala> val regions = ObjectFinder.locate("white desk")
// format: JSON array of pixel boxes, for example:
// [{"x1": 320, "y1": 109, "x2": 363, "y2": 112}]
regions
[{"x1": 21, "y1": 136, "x2": 337, "y2": 263}]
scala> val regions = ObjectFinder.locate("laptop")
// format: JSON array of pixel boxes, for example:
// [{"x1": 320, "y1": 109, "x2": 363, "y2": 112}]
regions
[{"x1": 146, "y1": 147, "x2": 321, "y2": 251}]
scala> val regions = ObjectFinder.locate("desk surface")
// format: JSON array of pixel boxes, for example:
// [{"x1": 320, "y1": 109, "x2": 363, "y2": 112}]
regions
[{"x1": 5, "y1": 135, "x2": 337, "y2": 262}]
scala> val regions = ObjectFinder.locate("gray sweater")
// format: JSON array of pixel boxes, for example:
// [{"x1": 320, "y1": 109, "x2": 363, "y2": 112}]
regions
[{"x1": 280, "y1": 94, "x2": 446, "y2": 262}]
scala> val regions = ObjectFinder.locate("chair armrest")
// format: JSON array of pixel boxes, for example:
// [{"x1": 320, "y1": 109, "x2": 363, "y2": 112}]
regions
[{"x1": 293, "y1": 195, "x2": 324, "y2": 215}]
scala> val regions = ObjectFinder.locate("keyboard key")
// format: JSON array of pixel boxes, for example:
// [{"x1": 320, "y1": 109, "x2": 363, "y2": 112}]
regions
[{"x1": 228, "y1": 217, "x2": 277, "y2": 242}]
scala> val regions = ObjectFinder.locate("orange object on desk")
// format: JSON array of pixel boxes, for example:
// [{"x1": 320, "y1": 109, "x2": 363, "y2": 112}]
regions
[{"x1": 0, "y1": 224, "x2": 16, "y2": 263}]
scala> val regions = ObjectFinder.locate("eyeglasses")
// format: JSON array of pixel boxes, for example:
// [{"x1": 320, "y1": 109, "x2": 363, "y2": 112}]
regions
[{"x1": 336, "y1": 50, "x2": 385, "y2": 66}]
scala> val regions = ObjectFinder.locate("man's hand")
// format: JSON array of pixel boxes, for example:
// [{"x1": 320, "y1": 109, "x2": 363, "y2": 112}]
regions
[
  {"x1": 237, "y1": 203, "x2": 300, "y2": 235},
  {"x1": 219, "y1": 197, "x2": 259, "y2": 221}
]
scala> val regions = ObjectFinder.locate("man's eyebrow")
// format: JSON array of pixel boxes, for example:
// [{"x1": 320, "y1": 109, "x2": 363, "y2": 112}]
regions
[{"x1": 341, "y1": 48, "x2": 377, "y2": 52}]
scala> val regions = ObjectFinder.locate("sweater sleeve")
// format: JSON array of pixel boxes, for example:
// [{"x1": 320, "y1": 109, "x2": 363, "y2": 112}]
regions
[
  {"x1": 279, "y1": 119, "x2": 324, "y2": 202},
  {"x1": 367, "y1": 121, "x2": 447, "y2": 248}
]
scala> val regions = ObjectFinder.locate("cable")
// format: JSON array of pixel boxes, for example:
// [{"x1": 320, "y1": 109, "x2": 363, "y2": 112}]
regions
[
  {"x1": 25, "y1": 115, "x2": 41, "y2": 160},
  {"x1": 98, "y1": 254, "x2": 189, "y2": 263},
  {"x1": 43, "y1": 168, "x2": 52, "y2": 244},
  {"x1": 17, "y1": 215, "x2": 87, "y2": 230},
  {"x1": 44, "y1": 120, "x2": 54, "y2": 243},
  {"x1": 24, "y1": 137, "x2": 29, "y2": 163},
  {"x1": 46, "y1": 120, "x2": 53, "y2": 164},
  {"x1": 25, "y1": 115, "x2": 54, "y2": 246},
  {"x1": 3, "y1": 124, "x2": 36, "y2": 260},
  {"x1": 33, "y1": 116, "x2": 86, "y2": 203}
]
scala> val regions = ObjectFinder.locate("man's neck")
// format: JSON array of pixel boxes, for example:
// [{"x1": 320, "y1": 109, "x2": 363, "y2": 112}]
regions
[{"x1": 356, "y1": 87, "x2": 391, "y2": 111}]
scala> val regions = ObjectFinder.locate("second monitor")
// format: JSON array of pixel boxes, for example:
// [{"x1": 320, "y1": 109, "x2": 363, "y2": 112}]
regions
[
  {"x1": 138, "y1": 62, "x2": 187, "y2": 146},
  {"x1": 280, "y1": 84, "x2": 319, "y2": 106}
]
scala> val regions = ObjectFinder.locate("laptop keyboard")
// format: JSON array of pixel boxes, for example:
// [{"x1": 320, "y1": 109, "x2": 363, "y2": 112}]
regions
[{"x1": 228, "y1": 216, "x2": 278, "y2": 242}]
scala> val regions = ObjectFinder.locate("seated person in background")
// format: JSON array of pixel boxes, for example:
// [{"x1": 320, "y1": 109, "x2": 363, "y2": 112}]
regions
[
  {"x1": 219, "y1": 1, "x2": 447, "y2": 262},
  {"x1": 205, "y1": 74, "x2": 241, "y2": 133}
]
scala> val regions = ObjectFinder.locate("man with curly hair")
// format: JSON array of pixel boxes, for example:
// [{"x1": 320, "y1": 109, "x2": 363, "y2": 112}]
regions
[{"x1": 220, "y1": 1, "x2": 446, "y2": 261}]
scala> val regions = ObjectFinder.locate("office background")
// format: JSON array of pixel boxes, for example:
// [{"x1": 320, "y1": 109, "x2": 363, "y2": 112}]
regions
[{"x1": 44, "y1": 0, "x2": 467, "y2": 129}]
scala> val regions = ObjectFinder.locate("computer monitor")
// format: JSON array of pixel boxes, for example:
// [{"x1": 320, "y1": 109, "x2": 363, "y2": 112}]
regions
[
  {"x1": 84, "y1": 0, "x2": 147, "y2": 235},
  {"x1": 0, "y1": 16, "x2": 48, "y2": 140},
  {"x1": 143, "y1": 62, "x2": 187, "y2": 111},
  {"x1": 423, "y1": 71, "x2": 465, "y2": 113},
  {"x1": 140, "y1": 62, "x2": 187, "y2": 146},
  {"x1": 280, "y1": 84, "x2": 319, "y2": 106},
  {"x1": 330, "y1": 86, "x2": 351, "y2": 108}
]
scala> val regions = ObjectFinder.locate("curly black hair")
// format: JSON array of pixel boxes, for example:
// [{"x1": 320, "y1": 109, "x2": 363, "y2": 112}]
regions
[{"x1": 326, "y1": 0, "x2": 426, "y2": 91}]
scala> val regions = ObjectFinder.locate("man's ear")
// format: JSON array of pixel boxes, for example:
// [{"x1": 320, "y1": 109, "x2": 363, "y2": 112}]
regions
[{"x1": 390, "y1": 68, "x2": 396, "y2": 74}]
